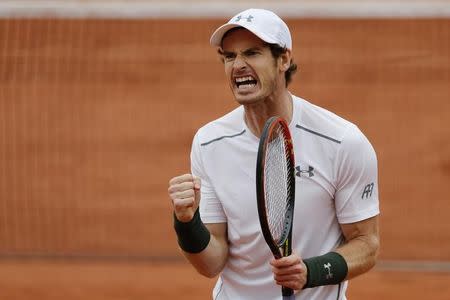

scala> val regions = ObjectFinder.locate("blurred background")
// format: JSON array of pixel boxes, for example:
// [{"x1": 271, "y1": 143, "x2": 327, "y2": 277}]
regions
[{"x1": 0, "y1": 0, "x2": 449, "y2": 299}]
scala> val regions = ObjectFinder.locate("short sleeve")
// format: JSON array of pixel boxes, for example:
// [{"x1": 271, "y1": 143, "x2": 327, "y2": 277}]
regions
[
  {"x1": 334, "y1": 125, "x2": 380, "y2": 224},
  {"x1": 190, "y1": 132, "x2": 227, "y2": 223}
]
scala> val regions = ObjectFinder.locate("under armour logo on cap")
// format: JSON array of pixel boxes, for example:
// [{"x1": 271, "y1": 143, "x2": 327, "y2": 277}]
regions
[
  {"x1": 210, "y1": 8, "x2": 292, "y2": 50},
  {"x1": 235, "y1": 15, "x2": 254, "y2": 22}
]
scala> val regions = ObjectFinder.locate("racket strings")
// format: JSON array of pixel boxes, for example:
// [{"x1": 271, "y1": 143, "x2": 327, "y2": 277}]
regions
[{"x1": 264, "y1": 125, "x2": 293, "y2": 246}]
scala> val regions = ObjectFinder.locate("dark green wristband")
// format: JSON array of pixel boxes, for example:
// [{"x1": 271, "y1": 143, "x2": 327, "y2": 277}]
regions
[
  {"x1": 303, "y1": 252, "x2": 348, "y2": 289},
  {"x1": 173, "y1": 209, "x2": 211, "y2": 253}
]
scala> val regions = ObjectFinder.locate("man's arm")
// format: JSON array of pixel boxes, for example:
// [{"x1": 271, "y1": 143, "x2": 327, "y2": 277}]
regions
[
  {"x1": 181, "y1": 223, "x2": 228, "y2": 278},
  {"x1": 270, "y1": 215, "x2": 379, "y2": 290},
  {"x1": 169, "y1": 174, "x2": 229, "y2": 278},
  {"x1": 335, "y1": 215, "x2": 380, "y2": 279}
]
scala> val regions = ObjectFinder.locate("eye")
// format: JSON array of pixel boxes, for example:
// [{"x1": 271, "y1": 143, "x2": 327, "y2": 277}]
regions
[
  {"x1": 223, "y1": 53, "x2": 235, "y2": 62},
  {"x1": 244, "y1": 50, "x2": 259, "y2": 57}
]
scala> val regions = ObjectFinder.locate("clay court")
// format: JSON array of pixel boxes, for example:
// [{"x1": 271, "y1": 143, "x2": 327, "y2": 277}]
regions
[{"x1": 0, "y1": 3, "x2": 449, "y2": 299}]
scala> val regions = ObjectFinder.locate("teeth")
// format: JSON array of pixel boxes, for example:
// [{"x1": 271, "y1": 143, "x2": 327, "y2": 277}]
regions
[
  {"x1": 238, "y1": 83, "x2": 256, "y2": 89},
  {"x1": 235, "y1": 76, "x2": 255, "y2": 83}
]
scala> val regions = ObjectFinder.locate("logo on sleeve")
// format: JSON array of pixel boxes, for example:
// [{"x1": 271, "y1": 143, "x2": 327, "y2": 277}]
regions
[{"x1": 361, "y1": 183, "x2": 374, "y2": 199}]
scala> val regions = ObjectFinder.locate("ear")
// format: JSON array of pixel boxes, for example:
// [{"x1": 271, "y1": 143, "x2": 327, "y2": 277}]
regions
[
  {"x1": 279, "y1": 49, "x2": 292, "y2": 72},
  {"x1": 217, "y1": 48, "x2": 225, "y2": 64}
]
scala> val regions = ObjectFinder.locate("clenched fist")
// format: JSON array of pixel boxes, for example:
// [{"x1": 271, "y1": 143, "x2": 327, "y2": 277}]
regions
[{"x1": 168, "y1": 174, "x2": 201, "y2": 222}]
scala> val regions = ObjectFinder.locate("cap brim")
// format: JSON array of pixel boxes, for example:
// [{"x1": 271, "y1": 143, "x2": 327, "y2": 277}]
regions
[
  {"x1": 210, "y1": 23, "x2": 241, "y2": 48},
  {"x1": 210, "y1": 23, "x2": 279, "y2": 48}
]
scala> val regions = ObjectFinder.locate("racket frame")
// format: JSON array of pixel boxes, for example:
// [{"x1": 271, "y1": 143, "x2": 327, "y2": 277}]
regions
[{"x1": 256, "y1": 116, "x2": 296, "y2": 297}]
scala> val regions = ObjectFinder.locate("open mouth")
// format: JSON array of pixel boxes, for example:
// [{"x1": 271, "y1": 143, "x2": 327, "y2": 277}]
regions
[{"x1": 235, "y1": 75, "x2": 257, "y2": 90}]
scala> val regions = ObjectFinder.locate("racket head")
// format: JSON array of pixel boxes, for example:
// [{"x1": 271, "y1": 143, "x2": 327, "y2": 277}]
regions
[{"x1": 256, "y1": 116, "x2": 296, "y2": 259}]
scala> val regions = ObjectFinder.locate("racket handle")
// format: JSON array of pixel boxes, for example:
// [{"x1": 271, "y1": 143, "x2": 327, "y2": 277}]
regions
[
  {"x1": 282, "y1": 291, "x2": 296, "y2": 300},
  {"x1": 282, "y1": 286, "x2": 294, "y2": 297}
]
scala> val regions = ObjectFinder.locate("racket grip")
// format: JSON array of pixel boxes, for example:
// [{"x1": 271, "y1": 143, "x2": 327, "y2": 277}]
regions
[
  {"x1": 282, "y1": 290, "x2": 296, "y2": 300},
  {"x1": 282, "y1": 286, "x2": 294, "y2": 297}
]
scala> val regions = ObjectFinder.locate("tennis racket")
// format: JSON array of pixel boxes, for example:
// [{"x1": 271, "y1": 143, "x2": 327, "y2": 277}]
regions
[{"x1": 256, "y1": 116, "x2": 296, "y2": 300}]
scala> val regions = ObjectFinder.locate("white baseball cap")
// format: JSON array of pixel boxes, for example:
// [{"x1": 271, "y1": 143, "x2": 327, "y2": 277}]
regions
[{"x1": 210, "y1": 8, "x2": 292, "y2": 50}]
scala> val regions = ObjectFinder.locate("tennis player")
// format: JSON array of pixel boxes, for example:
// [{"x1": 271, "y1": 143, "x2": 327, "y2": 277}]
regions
[{"x1": 168, "y1": 8, "x2": 380, "y2": 300}]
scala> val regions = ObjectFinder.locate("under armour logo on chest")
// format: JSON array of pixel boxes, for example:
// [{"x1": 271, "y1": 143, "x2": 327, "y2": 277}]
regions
[
  {"x1": 235, "y1": 15, "x2": 254, "y2": 22},
  {"x1": 295, "y1": 165, "x2": 314, "y2": 178}
]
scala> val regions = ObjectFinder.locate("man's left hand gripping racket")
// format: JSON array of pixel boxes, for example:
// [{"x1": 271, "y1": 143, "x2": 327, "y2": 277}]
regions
[{"x1": 256, "y1": 116, "x2": 296, "y2": 300}]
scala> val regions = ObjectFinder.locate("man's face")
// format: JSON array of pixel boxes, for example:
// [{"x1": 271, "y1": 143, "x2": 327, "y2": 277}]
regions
[{"x1": 220, "y1": 29, "x2": 284, "y2": 105}]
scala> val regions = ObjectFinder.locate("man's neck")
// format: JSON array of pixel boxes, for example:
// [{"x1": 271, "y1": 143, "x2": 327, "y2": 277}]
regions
[{"x1": 243, "y1": 90, "x2": 293, "y2": 137}]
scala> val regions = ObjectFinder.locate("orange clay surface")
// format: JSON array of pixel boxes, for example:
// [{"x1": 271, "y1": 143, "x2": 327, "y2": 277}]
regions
[{"x1": 0, "y1": 260, "x2": 449, "y2": 299}]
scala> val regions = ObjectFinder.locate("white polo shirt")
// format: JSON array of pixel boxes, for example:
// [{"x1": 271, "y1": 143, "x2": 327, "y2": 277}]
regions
[{"x1": 191, "y1": 95, "x2": 379, "y2": 300}]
